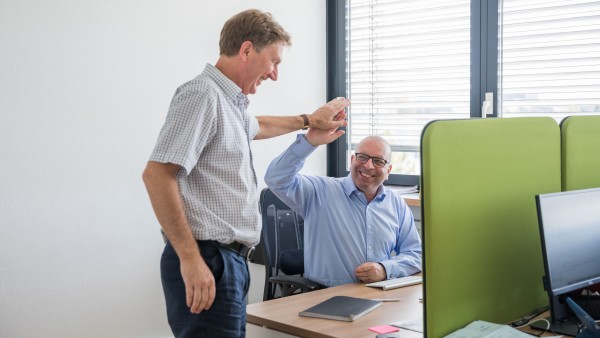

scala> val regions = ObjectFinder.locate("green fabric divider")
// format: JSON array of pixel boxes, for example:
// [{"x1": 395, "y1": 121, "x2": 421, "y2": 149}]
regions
[
  {"x1": 561, "y1": 115, "x2": 600, "y2": 191},
  {"x1": 420, "y1": 117, "x2": 561, "y2": 337}
]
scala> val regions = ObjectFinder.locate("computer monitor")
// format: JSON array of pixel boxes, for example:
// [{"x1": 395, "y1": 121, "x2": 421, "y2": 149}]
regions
[{"x1": 532, "y1": 187, "x2": 600, "y2": 334}]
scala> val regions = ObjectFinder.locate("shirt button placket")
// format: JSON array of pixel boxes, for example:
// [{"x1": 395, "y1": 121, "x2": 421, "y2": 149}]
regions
[{"x1": 366, "y1": 205, "x2": 373, "y2": 261}]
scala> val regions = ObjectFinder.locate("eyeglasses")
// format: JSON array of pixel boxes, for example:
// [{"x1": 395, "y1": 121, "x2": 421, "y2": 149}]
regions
[{"x1": 354, "y1": 153, "x2": 388, "y2": 168}]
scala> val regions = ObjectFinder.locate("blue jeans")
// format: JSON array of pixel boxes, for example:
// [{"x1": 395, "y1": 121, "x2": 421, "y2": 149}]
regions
[{"x1": 161, "y1": 241, "x2": 250, "y2": 338}]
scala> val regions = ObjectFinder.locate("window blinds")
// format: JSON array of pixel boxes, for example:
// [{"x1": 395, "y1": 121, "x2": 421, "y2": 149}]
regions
[
  {"x1": 499, "y1": 0, "x2": 600, "y2": 120},
  {"x1": 347, "y1": 0, "x2": 471, "y2": 152}
]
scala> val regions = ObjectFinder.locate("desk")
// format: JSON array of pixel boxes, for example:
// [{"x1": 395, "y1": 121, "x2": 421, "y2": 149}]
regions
[
  {"x1": 401, "y1": 193, "x2": 420, "y2": 207},
  {"x1": 247, "y1": 282, "x2": 423, "y2": 338},
  {"x1": 387, "y1": 187, "x2": 420, "y2": 207},
  {"x1": 247, "y1": 283, "x2": 567, "y2": 338},
  {"x1": 519, "y1": 312, "x2": 575, "y2": 337}
]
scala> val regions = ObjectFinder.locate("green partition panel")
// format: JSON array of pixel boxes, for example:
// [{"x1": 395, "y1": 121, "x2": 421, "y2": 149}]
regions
[
  {"x1": 421, "y1": 117, "x2": 560, "y2": 337},
  {"x1": 561, "y1": 115, "x2": 600, "y2": 191}
]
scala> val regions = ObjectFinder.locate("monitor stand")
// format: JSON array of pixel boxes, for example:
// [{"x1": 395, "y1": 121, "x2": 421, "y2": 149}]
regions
[{"x1": 529, "y1": 316, "x2": 579, "y2": 336}]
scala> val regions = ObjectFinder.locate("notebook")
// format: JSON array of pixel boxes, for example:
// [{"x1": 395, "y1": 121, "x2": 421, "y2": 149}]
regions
[
  {"x1": 298, "y1": 296, "x2": 382, "y2": 322},
  {"x1": 365, "y1": 275, "x2": 422, "y2": 291}
]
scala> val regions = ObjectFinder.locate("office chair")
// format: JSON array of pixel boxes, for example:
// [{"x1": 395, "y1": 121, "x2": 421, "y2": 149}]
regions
[{"x1": 258, "y1": 188, "x2": 325, "y2": 301}]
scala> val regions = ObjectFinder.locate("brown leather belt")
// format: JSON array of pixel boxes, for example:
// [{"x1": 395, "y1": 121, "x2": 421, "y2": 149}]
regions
[{"x1": 199, "y1": 240, "x2": 255, "y2": 260}]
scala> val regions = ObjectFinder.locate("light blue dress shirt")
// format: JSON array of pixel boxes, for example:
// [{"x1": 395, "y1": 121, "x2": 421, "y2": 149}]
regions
[{"x1": 265, "y1": 134, "x2": 422, "y2": 287}]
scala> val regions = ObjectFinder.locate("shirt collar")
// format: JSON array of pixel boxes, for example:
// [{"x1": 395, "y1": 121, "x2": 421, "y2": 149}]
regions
[
  {"x1": 203, "y1": 63, "x2": 249, "y2": 108},
  {"x1": 341, "y1": 174, "x2": 387, "y2": 202}
]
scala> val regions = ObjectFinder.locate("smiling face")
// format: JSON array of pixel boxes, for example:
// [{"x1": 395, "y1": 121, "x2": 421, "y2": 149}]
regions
[
  {"x1": 241, "y1": 41, "x2": 283, "y2": 95},
  {"x1": 350, "y1": 136, "x2": 393, "y2": 201}
]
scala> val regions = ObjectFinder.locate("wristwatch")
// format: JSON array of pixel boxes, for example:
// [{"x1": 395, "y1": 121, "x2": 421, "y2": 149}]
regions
[{"x1": 301, "y1": 114, "x2": 310, "y2": 130}]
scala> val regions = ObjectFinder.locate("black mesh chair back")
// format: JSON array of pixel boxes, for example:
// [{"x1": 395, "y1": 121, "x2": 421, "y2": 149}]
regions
[{"x1": 259, "y1": 188, "x2": 324, "y2": 301}]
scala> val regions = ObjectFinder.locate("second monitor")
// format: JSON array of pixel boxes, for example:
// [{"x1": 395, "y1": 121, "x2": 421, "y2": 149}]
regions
[{"x1": 531, "y1": 187, "x2": 600, "y2": 335}]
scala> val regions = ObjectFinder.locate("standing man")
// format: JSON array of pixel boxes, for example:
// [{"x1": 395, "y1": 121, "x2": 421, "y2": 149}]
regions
[
  {"x1": 142, "y1": 9, "x2": 349, "y2": 338},
  {"x1": 265, "y1": 127, "x2": 422, "y2": 287}
]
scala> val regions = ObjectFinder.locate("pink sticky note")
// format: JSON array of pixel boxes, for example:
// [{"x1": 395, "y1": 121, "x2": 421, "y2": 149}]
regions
[{"x1": 368, "y1": 325, "x2": 399, "y2": 334}]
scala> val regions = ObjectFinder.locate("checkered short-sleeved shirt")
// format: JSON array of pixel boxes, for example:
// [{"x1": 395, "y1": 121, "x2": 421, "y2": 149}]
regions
[{"x1": 149, "y1": 64, "x2": 261, "y2": 247}]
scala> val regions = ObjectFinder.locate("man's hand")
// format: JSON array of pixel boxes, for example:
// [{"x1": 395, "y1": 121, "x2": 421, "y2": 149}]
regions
[
  {"x1": 307, "y1": 98, "x2": 350, "y2": 130},
  {"x1": 142, "y1": 161, "x2": 216, "y2": 314},
  {"x1": 180, "y1": 255, "x2": 216, "y2": 314},
  {"x1": 355, "y1": 262, "x2": 387, "y2": 283},
  {"x1": 305, "y1": 125, "x2": 345, "y2": 146}
]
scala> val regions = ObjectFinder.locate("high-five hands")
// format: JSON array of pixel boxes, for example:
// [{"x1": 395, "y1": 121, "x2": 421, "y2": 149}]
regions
[
  {"x1": 305, "y1": 97, "x2": 350, "y2": 146},
  {"x1": 306, "y1": 97, "x2": 350, "y2": 130}
]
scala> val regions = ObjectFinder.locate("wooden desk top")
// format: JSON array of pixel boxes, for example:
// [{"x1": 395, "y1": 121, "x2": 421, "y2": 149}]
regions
[
  {"x1": 389, "y1": 189, "x2": 420, "y2": 207},
  {"x1": 246, "y1": 283, "x2": 562, "y2": 337},
  {"x1": 247, "y1": 282, "x2": 423, "y2": 338},
  {"x1": 403, "y1": 194, "x2": 420, "y2": 207}
]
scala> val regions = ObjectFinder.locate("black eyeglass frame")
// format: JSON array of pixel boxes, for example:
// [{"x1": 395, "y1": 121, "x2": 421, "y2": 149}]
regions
[{"x1": 354, "y1": 153, "x2": 388, "y2": 168}]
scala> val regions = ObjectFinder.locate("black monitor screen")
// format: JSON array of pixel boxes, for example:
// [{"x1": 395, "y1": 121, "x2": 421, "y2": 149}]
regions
[{"x1": 536, "y1": 187, "x2": 600, "y2": 323}]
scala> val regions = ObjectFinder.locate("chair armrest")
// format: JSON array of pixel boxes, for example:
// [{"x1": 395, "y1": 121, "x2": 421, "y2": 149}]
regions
[{"x1": 269, "y1": 275, "x2": 325, "y2": 291}]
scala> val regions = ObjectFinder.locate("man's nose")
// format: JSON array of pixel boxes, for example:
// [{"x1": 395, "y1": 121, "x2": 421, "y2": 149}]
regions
[{"x1": 268, "y1": 66, "x2": 278, "y2": 81}]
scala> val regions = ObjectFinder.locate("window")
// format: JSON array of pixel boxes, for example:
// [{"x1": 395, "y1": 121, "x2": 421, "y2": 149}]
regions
[
  {"x1": 499, "y1": 0, "x2": 600, "y2": 120},
  {"x1": 327, "y1": 0, "x2": 600, "y2": 185}
]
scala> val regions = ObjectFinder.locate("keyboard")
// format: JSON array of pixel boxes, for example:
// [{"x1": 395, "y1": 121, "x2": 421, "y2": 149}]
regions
[{"x1": 365, "y1": 275, "x2": 422, "y2": 291}]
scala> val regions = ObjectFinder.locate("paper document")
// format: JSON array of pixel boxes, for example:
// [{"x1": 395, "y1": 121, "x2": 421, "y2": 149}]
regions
[
  {"x1": 391, "y1": 315, "x2": 423, "y2": 333},
  {"x1": 387, "y1": 185, "x2": 419, "y2": 194},
  {"x1": 442, "y1": 320, "x2": 562, "y2": 338}
]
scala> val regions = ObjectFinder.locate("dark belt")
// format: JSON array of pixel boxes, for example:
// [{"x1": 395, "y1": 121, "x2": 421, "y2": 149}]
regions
[{"x1": 199, "y1": 240, "x2": 255, "y2": 261}]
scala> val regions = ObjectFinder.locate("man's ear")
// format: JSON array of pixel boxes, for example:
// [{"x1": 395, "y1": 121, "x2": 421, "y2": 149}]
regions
[{"x1": 239, "y1": 41, "x2": 253, "y2": 61}]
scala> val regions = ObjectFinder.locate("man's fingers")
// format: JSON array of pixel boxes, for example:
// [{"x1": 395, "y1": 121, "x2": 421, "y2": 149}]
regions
[
  {"x1": 334, "y1": 111, "x2": 347, "y2": 121},
  {"x1": 322, "y1": 130, "x2": 345, "y2": 144},
  {"x1": 188, "y1": 287, "x2": 215, "y2": 314},
  {"x1": 327, "y1": 98, "x2": 350, "y2": 115},
  {"x1": 205, "y1": 284, "x2": 216, "y2": 310},
  {"x1": 355, "y1": 265, "x2": 374, "y2": 273},
  {"x1": 186, "y1": 280, "x2": 215, "y2": 314},
  {"x1": 186, "y1": 284, "x2": 196, "y2": 307},
  {"x1": 331, "y1": 119, "x2": 348, "y2": 128},
  {"x1": 329, "y1": 97, "x2": 350, "y2": 106},
  {"x1": 330, "y1": 130, "x2": 345, "y2": 141},
  {"x1": 188, "y1": 286, "x2": 201, "y2": 314},
  {"x1": 198, "y1": 284, "x2": 209, "y2": 312}
]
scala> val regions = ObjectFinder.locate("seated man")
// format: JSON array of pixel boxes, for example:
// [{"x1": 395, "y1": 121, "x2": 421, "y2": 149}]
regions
[{"x1": 264, "y1": 126, "x2": 422, "y2": 287}]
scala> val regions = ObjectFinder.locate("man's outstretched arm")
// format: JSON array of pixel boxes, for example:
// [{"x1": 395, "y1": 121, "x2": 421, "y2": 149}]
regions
[{"x1": 254, "y1": 98, "x2": 349, "y2": 140}]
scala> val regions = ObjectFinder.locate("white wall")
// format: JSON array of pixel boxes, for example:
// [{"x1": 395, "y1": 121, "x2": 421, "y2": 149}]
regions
[{"x1": 0, "y1": 1, "x2": 326, "y2": 337}]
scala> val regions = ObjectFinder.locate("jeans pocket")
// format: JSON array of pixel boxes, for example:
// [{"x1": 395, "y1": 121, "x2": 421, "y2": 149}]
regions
[{"x1": 203, "y1": 246, "x2": 225, "y2": 284}]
